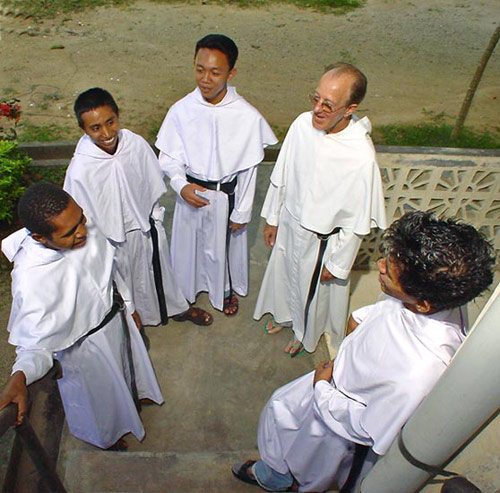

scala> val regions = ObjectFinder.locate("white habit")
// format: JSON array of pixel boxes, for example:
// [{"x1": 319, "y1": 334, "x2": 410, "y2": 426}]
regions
[
  {"x1": 254, "y1": 112, "x2": 386, "y2": 351},
  {"x1": 155, "y1": 87, "x2": 278, "y2": 310},
  {"x1": 257, "y1": 295, "x2": 466, "y2": 492},
  {"x1": 2, "y1": 223, "x2": 163, "y2": 449},
  {"x1": 64, "y1": 129, "x2": 188, "y2": 325}
]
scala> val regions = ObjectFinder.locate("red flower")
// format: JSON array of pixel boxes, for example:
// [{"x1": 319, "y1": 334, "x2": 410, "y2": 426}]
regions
[{"x1": 0, "y1": 102, "x2": 11, "y2": 117}]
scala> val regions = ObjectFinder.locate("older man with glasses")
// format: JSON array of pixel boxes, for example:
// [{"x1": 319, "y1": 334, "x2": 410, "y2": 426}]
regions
[{"x1": 254, "y1": 62, "x2": 387, "y2": 357}]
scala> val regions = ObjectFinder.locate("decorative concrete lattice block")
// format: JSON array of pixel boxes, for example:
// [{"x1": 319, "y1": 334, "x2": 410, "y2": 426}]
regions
[{"x1": 355, "y1": 149, "x2": 500, "y2": 269}]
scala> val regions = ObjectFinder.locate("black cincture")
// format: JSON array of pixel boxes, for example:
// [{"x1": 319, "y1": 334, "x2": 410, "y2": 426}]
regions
[
  {"x1": 149, "y1": 217, "x2": 168, "y2": 325},
  {"x1": 302, "y1": 227, "x2": 341, "y2": 342},
  {"x1": 77, "y1": 287, "x2": 141, "y2": 412}
]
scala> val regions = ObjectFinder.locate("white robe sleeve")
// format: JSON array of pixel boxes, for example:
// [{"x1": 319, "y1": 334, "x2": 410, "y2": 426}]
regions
[
  {"x1": 158, "y1": 151, "x2": 189, "y2": 196},
  {"x1": 260, "y1": 182, "x2": 286, "y2": 227},
  {"x1": 324, "y1": 229, "x2": 363, "y2": 280},
  {"x1": 313, "y1": 380, "x2": 373, "y2": 446},
  {"x1": 230, "y1": 167, "x2": 257, "y2": 224},
  {"x1": 11, "y1": 346, "x2": 54, "y2": 386},
  {"x1": 113, "y1": 263, "x2": 136, "y2": 314}
]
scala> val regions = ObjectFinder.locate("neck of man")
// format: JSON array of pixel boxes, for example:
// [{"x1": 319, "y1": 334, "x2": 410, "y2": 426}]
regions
[
  {"x1": 327, "y1": 114, "x2": 352, "y2": 135},
  {"x1": 204, "y1": 86, "x2": 228, "y2": 106}
]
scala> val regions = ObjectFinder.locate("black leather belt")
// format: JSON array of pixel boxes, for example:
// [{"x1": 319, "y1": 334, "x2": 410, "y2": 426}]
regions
[
  {"x1": 186, "y1": 175, "x2": 237, "y2": 195},
  {"x1": 77, "y1": 289, "x2": 123, "y2": 343}
]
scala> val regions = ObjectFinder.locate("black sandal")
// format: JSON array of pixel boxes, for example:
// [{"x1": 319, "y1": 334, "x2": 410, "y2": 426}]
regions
[{"x1": 231, "y1": 460, "x2": 258, "y2": 486}]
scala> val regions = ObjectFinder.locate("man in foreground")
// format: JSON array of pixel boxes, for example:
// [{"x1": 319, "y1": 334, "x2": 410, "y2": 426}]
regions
[
  {"x1": 254, "y1": 62, "x2": 386, "y2": 356},
  {"x1": 234, "y1": 211, "x2": 495, "y2": 492},
  {"x1": 0, "y1": 184, "x2": 163, "y2": 449}
]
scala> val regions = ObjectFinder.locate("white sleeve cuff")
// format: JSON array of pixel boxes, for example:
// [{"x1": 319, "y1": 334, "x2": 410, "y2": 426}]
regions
[
  {"x1": 171, "y1": 175, "x2": 189, "y2": 196},
  {"x1": 12, "y1": 349, "x2": 54, "y2": 386}
]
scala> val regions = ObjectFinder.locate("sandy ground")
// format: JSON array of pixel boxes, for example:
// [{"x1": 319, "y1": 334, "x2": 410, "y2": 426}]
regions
[{"x1": 0, "y1": 0, "x2": 499, "y2": 140}]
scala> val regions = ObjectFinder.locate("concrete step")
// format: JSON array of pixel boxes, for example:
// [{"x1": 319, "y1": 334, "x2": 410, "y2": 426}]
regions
[{"x1": 61, "y1": 448, "x2": 262, "y2": 492}]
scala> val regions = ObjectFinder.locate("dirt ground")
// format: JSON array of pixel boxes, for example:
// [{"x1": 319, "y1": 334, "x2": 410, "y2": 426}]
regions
[{"x1": 1, "y1": 0, "x2": 499, "y2": 139}]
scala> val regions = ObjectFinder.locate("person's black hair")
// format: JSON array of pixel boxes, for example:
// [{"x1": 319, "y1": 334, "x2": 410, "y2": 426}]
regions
[
  {"x1": 324, "y1": 61, "x2": 368, "y2": 105},
  {"x1": 381, "y1": 211, "x2": 495, "y2": 311},
  {"x1": 195, "y1": 34, "x2": 238, "y2": 70},
  {"x1": 74, "y1": 87, "x2": 119, "y2": 128},
  {"x1": 18, "y1": 183, "x2": 71, "y2": 237}
]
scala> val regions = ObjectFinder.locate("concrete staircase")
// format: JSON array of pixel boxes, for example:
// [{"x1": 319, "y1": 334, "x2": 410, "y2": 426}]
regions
[
  {"x1": 55, "y1": 261, "x2": 330, "y2": 492},
  {"x1": 61, "y1": 450, "x2": 261, "y2": 492}
]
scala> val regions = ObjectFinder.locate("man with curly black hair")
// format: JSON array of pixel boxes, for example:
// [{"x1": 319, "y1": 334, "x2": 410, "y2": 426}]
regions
[{"x1": 233, "y1": 211, "x2": 495, "y2": 493}]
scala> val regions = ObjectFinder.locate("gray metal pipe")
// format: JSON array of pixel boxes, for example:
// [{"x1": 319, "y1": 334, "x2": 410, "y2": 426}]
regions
[{"x1": 360, "y1": 283, "x2": 500, "y2": 493}]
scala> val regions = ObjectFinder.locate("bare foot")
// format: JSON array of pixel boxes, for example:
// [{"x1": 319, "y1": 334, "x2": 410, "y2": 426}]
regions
[{"x1": 264, "y1": 319, "x2": 284, "y2": 335}]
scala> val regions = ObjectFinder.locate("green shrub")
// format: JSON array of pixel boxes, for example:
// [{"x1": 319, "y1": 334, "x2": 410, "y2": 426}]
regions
[
  {"x1": 18, "y1": 122, "x2": 71, "y2": 142},
  {"x1": 0, "y1": 140, "x2": 31, "y2": 223}
]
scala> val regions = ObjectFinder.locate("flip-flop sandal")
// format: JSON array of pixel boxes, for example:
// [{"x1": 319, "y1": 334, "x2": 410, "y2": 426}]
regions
[
  {"x1": 231, "y1": 460, "x2": 258, "y2": 486},
  {"x1": 290, "y1": 345, "x2": 306, "y2": 358},
  {"x1": 263, "y1": 318, "x2": 284, "y2": 335},
  {"x1": 172, "y1": 306, "x2": 213, "y2": 326},
  {"x1": 223, "y1": 294, "x2": 239, "y2": 316},
  {"x1": 286, "y1": 337, "x2": 306, "y2": 359}
]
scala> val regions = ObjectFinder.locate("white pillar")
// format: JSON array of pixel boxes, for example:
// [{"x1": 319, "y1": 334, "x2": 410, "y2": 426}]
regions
[{"x1": 360, "y1": 283, "x2": 500, "y2": 493}]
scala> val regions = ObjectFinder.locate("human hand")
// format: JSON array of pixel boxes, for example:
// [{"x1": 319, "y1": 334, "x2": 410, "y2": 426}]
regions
[
  {"x1": 263, "y1": 223, "x2": 278, "y2": 248},
  {"x1": 180, "y1": 184, "x2": 210, "y2": 208},
  {"x1": 313, "y1": 360, "x2": 334, "y2": 387},
  {"x1": 320, "y1": 266, "x2": 335, "y2": 283},
  {"x1": 0, "y1": 371, "x2": 28, "y2": 425},
  {"x1": 230, "y1": 222, "x2": 247, "y2": 234},
  {"x1": 131, "y1": 311, "x2": 143, "y2": 331}
]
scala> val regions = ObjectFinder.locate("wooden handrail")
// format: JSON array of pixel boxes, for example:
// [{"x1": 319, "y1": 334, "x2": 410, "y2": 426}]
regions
[{"x1": 0, "y1": 362, "x2": 66, "y2": 492}]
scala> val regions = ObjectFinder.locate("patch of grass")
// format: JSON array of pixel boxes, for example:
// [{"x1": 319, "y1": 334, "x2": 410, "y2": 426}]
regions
[
  {"x1": 2, "y1": 0, "x2": 132, "y2": 19},
  {"x1": 270, "y1": 124, "x2": 288, "y2": 142},
  {"x1": 4, "y1": 0, "x2": 362, "y2": 19},
  {"x1": 373, "y1": 123, "x2": 500, "y2": 149},
  {"x1": 200, "y1": 0, "x2": 364, "y2": 11},
  {"x1": 17, "y1": 122, "x2": 71, "y2": 142}
]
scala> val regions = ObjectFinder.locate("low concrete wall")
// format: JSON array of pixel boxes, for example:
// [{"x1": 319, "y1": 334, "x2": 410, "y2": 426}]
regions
[{"x1": 22, "y1": 142, "x2": 500, "y2": 269}]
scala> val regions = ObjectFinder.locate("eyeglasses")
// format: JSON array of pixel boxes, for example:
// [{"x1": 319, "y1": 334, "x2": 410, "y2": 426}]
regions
[{"x1": 308, "y1": 93, "x2": 342, "y2": 114}]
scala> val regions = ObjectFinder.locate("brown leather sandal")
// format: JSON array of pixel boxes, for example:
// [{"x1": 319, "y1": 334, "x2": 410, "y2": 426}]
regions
[
  {"x1": 223, "y1": 294, "x2": 239, "y2": 316},
  {"x1": 172, "y1": 306, "x2": 213, "y2": 326}
]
